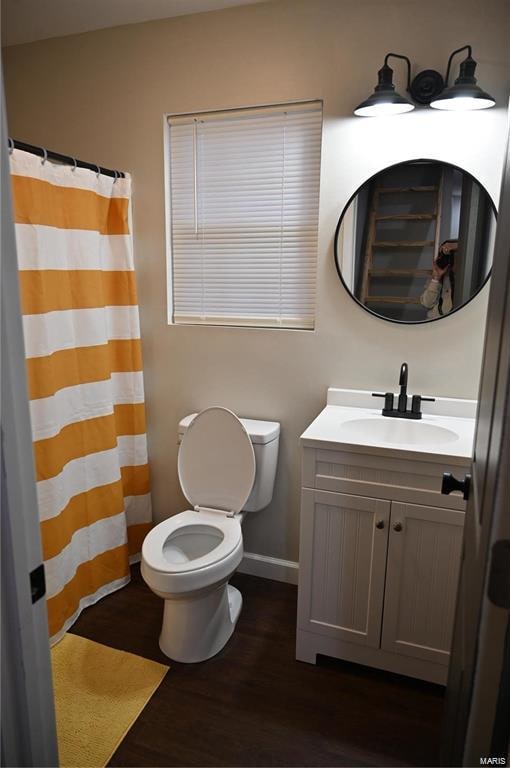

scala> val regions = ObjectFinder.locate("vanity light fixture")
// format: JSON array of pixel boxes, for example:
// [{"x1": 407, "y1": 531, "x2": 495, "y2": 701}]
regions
[
  {"x1": 429, "y1": 45, "x2": 496, "y2": 111},
  {"x1": 353, "y1": 53, "x2": 415, "y2": 117},
  {"x1": 354, "y1": 45, "x2": 495, "y2": 116}
]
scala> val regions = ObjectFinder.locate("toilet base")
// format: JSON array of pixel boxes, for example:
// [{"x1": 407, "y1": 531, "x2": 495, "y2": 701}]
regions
[{"x1": 159, "y1": 582, "x2": 242, "y2": 663}]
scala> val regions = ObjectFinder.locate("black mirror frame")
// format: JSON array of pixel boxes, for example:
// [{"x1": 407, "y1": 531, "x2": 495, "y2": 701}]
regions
[{"x1": 333, "y1": 157, "x2": 498, "y2": 325}]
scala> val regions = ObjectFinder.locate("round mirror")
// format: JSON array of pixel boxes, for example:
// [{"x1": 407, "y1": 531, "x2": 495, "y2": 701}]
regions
[{"x1": 334, "y1": 159, "x2": 497, "y2": 323}]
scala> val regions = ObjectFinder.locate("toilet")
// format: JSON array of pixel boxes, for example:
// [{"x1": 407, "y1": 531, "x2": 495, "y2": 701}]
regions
[{"x1": 141, "y1": 406, "x2": 280, "y2": 663}]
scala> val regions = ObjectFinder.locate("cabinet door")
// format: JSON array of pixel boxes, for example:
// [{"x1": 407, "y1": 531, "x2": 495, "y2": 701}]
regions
[
  {"x1": 298, "y1": 488, "x2": 390, "y2": 648},
  {"x1": 381, "y1": 501, "x2": 464, "y2": 665}
]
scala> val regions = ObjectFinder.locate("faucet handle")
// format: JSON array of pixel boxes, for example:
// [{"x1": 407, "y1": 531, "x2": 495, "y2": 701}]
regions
[
  {"x1": 411, "y1": 394, "x2": 435, "y2": 415},
  {"x1": 372, "y1": 392, "x2": 394, "y2": 412}
]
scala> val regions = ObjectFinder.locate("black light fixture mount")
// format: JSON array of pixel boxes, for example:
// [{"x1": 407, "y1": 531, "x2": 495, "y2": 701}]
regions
[
  {"x1": 409, "y1": 69, "x2": 444, "y2": 105},
  {"x1": 354, "y1": 53, "x2": 415, "y2": 117}
]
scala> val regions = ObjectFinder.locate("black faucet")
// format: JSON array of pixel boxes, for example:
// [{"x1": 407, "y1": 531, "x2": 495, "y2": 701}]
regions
[
  {"x1": 372, "y1": 362, "x2": 435, "y2": 420},
  {"x1": 398, "y1": 362, "x2": 408, "y2": 413}
]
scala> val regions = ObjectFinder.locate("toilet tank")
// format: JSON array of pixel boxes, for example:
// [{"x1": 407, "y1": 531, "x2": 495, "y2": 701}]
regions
[{"x1": 178, "y1": 414, "x2": 280, "y2": 512}]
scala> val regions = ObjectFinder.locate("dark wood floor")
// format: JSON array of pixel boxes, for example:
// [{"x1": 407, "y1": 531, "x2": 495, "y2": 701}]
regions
[{"x1": 70, "y1": 566, "x2": 444, "y2": 767}]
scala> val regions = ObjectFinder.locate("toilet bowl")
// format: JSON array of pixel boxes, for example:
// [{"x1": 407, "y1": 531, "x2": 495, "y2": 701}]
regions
[{"x1": 141, "y1": 406, "x2": 279, "y2": 663}]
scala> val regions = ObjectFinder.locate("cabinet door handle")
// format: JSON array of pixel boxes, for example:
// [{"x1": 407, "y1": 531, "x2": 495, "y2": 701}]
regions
[
  {"x1": 393, "y1": 522, "x2": 403, "y2": 532},
  {"x1": 375, "y1": 520, "x2": 385, "y2": 529},
  {"x1": 441, "y1": 472, "x2": 471, "y2": 501}
]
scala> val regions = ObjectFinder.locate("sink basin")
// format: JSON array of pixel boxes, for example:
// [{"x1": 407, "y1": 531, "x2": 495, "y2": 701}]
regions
[
  {"x1": 339, "y1": 417, "x2": 459, "y2": 447},
  {"x1": 300, "y1": 389, "x2": 476, "y2": 460}
]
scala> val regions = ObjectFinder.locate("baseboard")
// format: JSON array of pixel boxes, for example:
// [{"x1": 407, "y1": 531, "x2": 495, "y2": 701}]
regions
[{"x1": 237, "y1": 551, "x2": 299, "y2": 585}]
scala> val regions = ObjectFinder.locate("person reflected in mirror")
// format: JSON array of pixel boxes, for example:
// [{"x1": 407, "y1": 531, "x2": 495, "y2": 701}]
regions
[{"x1": 420, "y1": 239, "x2": 458, "y2": 319}]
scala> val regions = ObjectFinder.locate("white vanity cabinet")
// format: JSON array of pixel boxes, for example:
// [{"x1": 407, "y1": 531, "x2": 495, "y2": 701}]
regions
[
  {"x1": 380, "y1": 501, "x2": 464, "y2": 668},
  {"x1": 298, "y1": 489, "x2": 391, "y2": 650},
  {"x1": 296, "y1": 390, "x2": 476, "y2": 685}
]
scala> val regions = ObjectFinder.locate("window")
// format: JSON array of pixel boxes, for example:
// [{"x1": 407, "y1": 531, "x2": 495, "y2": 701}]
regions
[{"x1": 166, "y1": 101, "x2": 322, "y2": 329}]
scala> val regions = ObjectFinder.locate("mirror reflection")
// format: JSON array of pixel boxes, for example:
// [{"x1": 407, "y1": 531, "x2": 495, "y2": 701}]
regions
[{"x1": 335, "y1": 160, "x2": 496, "y2": 323}]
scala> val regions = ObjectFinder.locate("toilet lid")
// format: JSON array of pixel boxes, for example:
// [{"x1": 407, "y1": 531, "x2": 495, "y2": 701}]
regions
[{"x1": 178, "y1": 407, "x2": 256, "y2": 514}]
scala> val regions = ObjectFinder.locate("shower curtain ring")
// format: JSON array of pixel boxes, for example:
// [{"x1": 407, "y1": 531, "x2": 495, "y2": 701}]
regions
[
  {"x1": 113, "y1": 170, "x2": 119, "y2": 183},
  {"x1": 71, "y1": 157, "x2": 77, "y2": 172},
  {"x1": 41, "y1": 147, "x2": 48, "y2": 164},
  {"x1": 94, "y1": 164, "x2": 101, "y2": 178},
  {"x1": 8, "y1": 137, "x2": 14, "y2": 154}
]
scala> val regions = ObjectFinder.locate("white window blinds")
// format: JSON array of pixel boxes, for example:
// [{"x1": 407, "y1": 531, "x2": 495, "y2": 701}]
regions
[{"x1": 167, "y1": 101, "x2": 322, "y2": 329}]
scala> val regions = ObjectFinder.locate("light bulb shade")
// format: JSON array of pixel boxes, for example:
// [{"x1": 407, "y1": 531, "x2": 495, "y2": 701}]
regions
[
  {"x1": 430, "y1": 55, "x2": 495, "y2": 111},
  {"x1": 430, "y1": 84, "x2": 495, "y2": 110},
  {"x1": 354, "y1": 91, "x2": 415, "y2": 117},
  {"x1": 354, "y1": 63, "x2": 415, "y2": 117}
]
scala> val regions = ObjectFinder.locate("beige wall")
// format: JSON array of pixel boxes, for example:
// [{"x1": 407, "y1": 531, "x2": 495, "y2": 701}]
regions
[{"x1": 3, "y1": 0, "x2": 510, "y2": 563}]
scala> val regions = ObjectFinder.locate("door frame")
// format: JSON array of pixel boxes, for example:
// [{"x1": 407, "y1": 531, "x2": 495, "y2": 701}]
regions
[
  {"x1": 0, "y1": 66, "x2": 59, "y2": 767},
  {"x1": 463, "y1": 116, "x2": 510, "y2": 766},
  {"x1": 442, "y1": 112, "x2": 510, "y2": 765}
]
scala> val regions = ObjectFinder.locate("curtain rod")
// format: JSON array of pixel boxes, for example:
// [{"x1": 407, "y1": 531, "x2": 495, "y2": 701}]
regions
[{"x1": 8, "y1": 139, "x2": 126, "y2": 179}]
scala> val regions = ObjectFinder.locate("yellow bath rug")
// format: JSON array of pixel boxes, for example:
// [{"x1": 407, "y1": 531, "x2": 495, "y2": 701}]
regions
[{"x1": 51, "y1": 633, "x2": 168, "y2": 767}]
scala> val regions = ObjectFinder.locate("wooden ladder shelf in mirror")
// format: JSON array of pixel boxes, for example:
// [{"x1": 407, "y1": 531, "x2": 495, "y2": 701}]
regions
[{"x1": 360, "y1": 172, "x2": 443, "y2": 309}]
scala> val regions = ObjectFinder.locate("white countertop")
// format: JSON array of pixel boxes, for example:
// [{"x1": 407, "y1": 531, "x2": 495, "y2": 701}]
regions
[{"x1": 300, "y1": 389, "x2": 476, "y2": 464}]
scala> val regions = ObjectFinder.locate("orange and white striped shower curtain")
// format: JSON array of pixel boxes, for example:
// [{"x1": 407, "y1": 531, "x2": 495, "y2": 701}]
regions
[{"x1": 10, "y1": 148, "x2": 152, "y2": 644}]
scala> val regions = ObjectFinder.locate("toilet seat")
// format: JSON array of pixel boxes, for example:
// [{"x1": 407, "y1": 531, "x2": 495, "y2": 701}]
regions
[
  {"x1": 141, "y1": 509, "x2": 243, "y2": 596},
  {"x1": 142, "y1": 509, "x2": 242, "y2": 574},
  {"x1": 178, "y1": 406, "x2": 256, "y2": 514}
]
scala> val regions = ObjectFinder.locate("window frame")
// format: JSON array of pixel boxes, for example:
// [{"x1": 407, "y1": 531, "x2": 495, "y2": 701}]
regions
[{"x1": 163, "y1": 99, "x2": 323, "y2": 330}]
